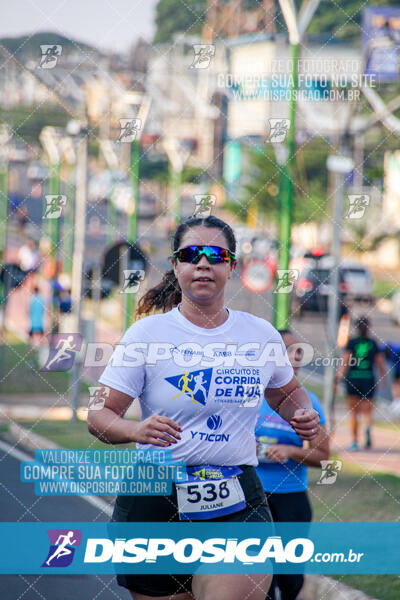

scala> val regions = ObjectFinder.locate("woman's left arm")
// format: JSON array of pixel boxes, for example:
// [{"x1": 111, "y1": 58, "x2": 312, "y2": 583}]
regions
[
  {"x1": 265, "y1": 425, "x2": 330, "y2": 466},
  {"x1": 266, "y1": 375, "x2": 320, "y2": 441}
]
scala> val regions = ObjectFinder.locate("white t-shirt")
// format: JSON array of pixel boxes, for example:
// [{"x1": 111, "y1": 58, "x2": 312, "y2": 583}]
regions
[{"x1": 99, "y1": 306, "x2": 294, "y2": 467}]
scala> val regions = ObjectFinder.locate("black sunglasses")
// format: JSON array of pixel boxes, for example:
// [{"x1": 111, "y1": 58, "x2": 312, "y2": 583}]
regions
[{"x1": 172, "y1": 245, "x2": 235, "y2": 264}]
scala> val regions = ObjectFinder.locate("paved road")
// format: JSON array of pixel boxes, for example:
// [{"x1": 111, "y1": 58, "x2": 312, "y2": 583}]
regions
[{"x1": 0, "y1": 440, "x2": 128, "y2": 600}]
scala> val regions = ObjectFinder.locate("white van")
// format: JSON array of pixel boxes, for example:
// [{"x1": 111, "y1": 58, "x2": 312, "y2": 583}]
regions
[{"x1": 340, "y1": 260, "x2": 374, "y2": 303}]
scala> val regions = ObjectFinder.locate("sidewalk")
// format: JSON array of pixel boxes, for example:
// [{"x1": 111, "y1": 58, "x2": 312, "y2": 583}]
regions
[
  {"x1": 332, "y1": 424, "x2": 400, "y2": 477},
  {"x1": 0, "y1": 392, "x2": 141, "y2": 422}
]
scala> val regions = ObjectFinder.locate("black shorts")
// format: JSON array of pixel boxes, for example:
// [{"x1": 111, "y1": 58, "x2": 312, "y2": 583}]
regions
[
  {"x1": 29, "y1": 328, "x2": 44, "y2": 336},
  {"x1": 345, "y1": 378, "x2": 376, "y2": 399},
  {"x1": 111, "y1": 465, "x2": 272, "y2": 597}
]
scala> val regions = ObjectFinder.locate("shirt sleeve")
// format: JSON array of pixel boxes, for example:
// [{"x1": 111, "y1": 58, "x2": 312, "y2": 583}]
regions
[
  {"x1": 265, "y1": 328, "x2": 294, "y2": 389},
  {"x1": 98, "y1": 321, "x2": 146, "y2": 399},
  {"x1": 345, "y1": 338, "x2": 354, "y2": 352}
]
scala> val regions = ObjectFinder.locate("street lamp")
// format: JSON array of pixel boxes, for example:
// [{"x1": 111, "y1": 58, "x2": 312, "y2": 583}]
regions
[
  {"x1": 274, "y1": 0, "x2": 321, "y2": 330},
  {"x1": 121, "y1": 91, "x2": 152, "y2": 330},
  {"x1": 67, "y1": 117, "x2": 89, "y2": 422},
  {"x1": 39, "y1": 126, "x2": 64, "y2": 335},
  {"x1": 324, "y1": 152, "x2": 354, "y2": 429}
]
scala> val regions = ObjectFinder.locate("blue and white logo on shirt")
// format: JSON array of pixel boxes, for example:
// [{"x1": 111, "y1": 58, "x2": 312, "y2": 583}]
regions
[
  {"x1": 206, "y1": 414, "x2": 222, "y2": 430},
  {"x1": 166, "y1": 368, "x2": 213, "y2": 406},
  {"x1": 190, "y1": 415, "x2": 230, "y2": 443}
]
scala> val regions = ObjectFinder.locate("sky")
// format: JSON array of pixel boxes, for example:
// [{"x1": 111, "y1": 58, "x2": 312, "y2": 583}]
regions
[{"x1": 0, "y1": 0, "x2": 159, "y2": 53}]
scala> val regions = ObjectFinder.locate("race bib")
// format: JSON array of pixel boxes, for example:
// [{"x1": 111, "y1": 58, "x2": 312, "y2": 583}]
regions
[
  {"x1": 256, "y1": 437, "x2": 288, "y2": 464},
  {"x1": 175, "y1": 465, "x2": 246, "y2": 520}
]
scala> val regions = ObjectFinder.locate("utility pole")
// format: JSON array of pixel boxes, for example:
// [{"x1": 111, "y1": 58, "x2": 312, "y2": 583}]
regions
[
  {"x1": 274, "y1": 41, "x2": 299, "y2": 330},
  {"x1": 69, "y1": 120, "x2": 88, "y2": 421},
  {"x1": 123, "y1": 93, "x2": 151, "y2": 331},
  {"x1": 60, "y1": 135, "x2": 77, "y2": 276},
  {"x1": 39, "y1": 127, "x2": 62, "y2": 335},
  {"x1": 324, "y1": 152, "x2": 354, "y2": 428}
]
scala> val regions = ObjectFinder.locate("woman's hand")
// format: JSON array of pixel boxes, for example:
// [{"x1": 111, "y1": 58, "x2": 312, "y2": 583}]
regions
[
  {"x1": 290, "y1": 408, "x2": 320, "y2": 441},
  {"x1": 265, "y1": 445, "x2": 293, "y2": 463},
  {"x1": 135, "y1": 415, "x2": 182, "y2": 447}
]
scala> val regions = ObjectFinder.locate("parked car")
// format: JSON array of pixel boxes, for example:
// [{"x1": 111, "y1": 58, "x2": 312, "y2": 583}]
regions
[
  {"x1": 339, "y1": 260, "x2": 374, "y2": 303},
  {"x1": 292, "y1": 265, "x2": 348, "y2": 316}
]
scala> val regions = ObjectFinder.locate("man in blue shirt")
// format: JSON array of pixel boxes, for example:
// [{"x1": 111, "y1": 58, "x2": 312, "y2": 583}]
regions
[{"x1": 256, "y1": 330, "x2": 330, "y2": 600}]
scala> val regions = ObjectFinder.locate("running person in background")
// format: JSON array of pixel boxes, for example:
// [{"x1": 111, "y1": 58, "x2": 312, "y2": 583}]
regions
[
  {"x1": 335, "y1": 316, "x2": 387, "y2": 450},
  {"x1": 256, "y1": 330, "x2": 329, "y2": 600},
  {"x1": 88, "y1": 216, "x2": 320, "y2": 600}
]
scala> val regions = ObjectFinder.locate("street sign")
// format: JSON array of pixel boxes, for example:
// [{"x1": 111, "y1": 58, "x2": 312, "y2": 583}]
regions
[
  {"x1": 103, "y1": 242, "x2": 148, "y2": 287},
  {"x1": 326, "y1": 155, "x2": 354, "y2": 174},
  {"x1": 363, "y1": 7, "x2": 400, "y2": 82},
  {"x1": 241, "y1": 259, "x2": 273, "y2": 293},
  {"x1": 111, "y1": 183, "x2": 134, "y2": 214}
]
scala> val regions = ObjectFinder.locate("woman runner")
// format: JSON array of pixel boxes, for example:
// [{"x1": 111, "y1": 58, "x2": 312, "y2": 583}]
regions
[
  {"x1": 335, "y1": 316, "x2": 386, "y2": 450},
  {"x1": 88, "y1": 216, "x2": 320, "y2": 600}
]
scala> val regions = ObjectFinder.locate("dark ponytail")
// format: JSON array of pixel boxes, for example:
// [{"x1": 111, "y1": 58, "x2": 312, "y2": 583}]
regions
[
  {"x1": 135, "y1": 215, "x2": 236, "y2": 318},
  {"x1": 136, "y1": 269, "x2": 181, "y2": 316}
]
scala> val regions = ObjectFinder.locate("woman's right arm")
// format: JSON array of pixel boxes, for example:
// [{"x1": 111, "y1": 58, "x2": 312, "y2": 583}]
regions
[{"x1": 87, "y1": 386, "x2": 182, "y2": 447}]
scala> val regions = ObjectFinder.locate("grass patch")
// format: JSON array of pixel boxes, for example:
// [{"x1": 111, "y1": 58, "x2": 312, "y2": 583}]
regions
[
  {"x1": 309, "y1": 464, "x2": 400, "y2": 599},
  {"x1": 0, "y1": 343, "x2": 88, "y2": 395},
  {"x1": 17, "y1": 419, "x2": 135, "y2": 450},
  {"x1": 309, "y1": 464, "x2": 400, "y2": 521},
  {"x1": 375, "y1": 421, "x2": 400, "y2": 432},
  {"x1": 329, "y1": 575, "x2": 400, "y2": 600},
  {"x1": 373, "y1": 279, "x2": 399, "y2": 300}
]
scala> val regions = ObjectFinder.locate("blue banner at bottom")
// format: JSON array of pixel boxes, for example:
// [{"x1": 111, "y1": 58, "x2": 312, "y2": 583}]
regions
[{"x1": 0, "y1": 522, "x2": 398, "y2": 574}]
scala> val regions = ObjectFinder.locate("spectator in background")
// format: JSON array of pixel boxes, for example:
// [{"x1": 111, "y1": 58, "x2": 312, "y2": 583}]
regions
[
  {"x1": 18, "y1": 240, "x2": 40, "y2": 274},
  {"x1": 58, "y1": 288, "x2": 72, "y2": 314},
  {"x1": 28, "y1": 286, "x2": 45, "y2": 345},
  {"x1": 336, "y1": 316, "x2": 387, "y2": 450}
]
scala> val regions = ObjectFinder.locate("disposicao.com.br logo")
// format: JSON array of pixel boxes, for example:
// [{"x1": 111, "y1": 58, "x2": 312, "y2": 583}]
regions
[{"x1": 83, "y1": 536, "x2": 313, "y2": 565}]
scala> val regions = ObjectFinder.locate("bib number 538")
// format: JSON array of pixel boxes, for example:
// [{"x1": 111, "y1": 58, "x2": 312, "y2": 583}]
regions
[{"x1": 187, "y1": 481, "x2": 230, "y2": 503}]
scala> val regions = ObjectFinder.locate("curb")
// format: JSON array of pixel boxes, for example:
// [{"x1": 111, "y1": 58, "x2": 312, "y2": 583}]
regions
[
  {"x1": 9, "y1": 422, "x2": 60, "y2": 452},
  {"x1": 303, "y1": 575, "x2": 378, "y2": 600},
  {"x1": 7, "y1": 422, "x2": 114, "y2": 513}
]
